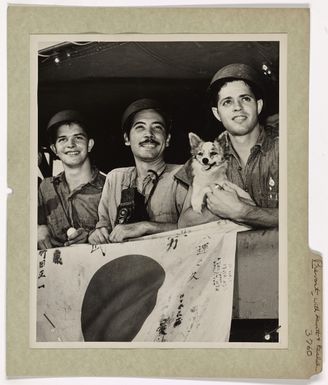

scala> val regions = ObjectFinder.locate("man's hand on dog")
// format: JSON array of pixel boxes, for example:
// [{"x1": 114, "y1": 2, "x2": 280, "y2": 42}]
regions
[{"x1": 206, "y1": 182, "x2": 253, "y2": 221}]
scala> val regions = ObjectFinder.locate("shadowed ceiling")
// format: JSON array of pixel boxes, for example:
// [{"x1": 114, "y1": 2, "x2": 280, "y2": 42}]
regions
[{"x1": 38, "y1": 40, "x2": 279, "y2": 173}]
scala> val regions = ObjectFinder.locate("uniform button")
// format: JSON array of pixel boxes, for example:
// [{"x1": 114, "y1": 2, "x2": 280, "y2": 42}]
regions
[{"x1": 245, "y1": 187, "x2": 248, "y2": 192}]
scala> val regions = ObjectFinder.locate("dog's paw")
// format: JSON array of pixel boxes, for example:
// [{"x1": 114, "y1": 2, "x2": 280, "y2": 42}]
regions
[
  {"x1": 191, "y1": 198, "x2": 203, "y2": 214},
  {"x1": 191, "y1": 189, "x2": 206, "y2": 213},
  {"x1": 202, "y1": 186, "x2": 213, "y2": 195},
  {"x1": 192, "y1": 204, "x2": 203, "y2": 214}
]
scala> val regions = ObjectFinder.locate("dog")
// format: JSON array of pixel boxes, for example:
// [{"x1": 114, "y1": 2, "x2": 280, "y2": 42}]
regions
[{"x1": 188, "y1": 132, "x2": 255, "y2": 213}]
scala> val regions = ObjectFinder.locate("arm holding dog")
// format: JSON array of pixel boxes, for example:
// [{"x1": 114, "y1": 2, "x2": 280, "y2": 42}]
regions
[
  {"x1": 178, "y1": 188, "x2": 220, "y2": 228},
  {"x1": 206, "y1": 184, "x2": 278, "y2": 228}
]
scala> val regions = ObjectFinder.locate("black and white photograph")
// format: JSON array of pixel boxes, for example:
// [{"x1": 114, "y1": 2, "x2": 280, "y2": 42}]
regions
[{"x1": 32, "y1": 35, "x2": 286, "y2": 346}]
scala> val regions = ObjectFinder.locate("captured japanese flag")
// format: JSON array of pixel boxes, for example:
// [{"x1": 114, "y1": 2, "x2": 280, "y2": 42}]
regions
[{"x1": 36, "y1": 221, "x2": 247, "y2": 344}]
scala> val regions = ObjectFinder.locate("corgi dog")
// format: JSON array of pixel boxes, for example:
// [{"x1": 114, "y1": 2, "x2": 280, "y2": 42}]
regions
[{"x1": 189, "y1": 132, "x2": 255, "y2": 213}]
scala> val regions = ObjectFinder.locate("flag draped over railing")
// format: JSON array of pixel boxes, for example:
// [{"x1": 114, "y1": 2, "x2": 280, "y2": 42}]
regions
[{"x1": 36, "y1": 220, "x2": 248, "y2": 344}]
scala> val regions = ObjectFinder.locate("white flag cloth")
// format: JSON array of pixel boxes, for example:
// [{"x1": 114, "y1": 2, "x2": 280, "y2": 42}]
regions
[{"x1": 36, "y1": 220, "x2": 248, "y2": 343}]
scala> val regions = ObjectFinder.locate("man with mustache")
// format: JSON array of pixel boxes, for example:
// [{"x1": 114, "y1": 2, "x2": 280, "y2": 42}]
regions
[
  {"x1": 178, "y1": 63, "x2": 279, "y2": 228},
  {"x1": 89, "y1": 98, "x2": 187, "y2": 243},
  {"x1": 38, "y1": 110, "x2": 105, "y2": 249}
]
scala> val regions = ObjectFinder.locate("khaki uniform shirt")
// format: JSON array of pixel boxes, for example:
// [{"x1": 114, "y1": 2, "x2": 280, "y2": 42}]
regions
[
  {"x1": 96, "y1": 164, "x2": 188, "y2": 231},
  {"x1": 38, "y1": 168, "x2": 105, "y2": 245}
]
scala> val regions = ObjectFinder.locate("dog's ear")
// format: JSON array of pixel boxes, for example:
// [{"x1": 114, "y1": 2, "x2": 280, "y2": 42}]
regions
[
  {"x1": 213, "y1": 137, "x2": 228, "y2": 159},
  {"x1": 214, "y1": 138, "x2": 225, "y2": 156},
  {"x1": 189, "y1": 132, "x2": 203, "y2": 149},
  {"x1": 214, "y1": 137, "x2": 224, "y2": 148},
  {"x1": 213, "y1": 137, "x2": 221, "y2": 148}
]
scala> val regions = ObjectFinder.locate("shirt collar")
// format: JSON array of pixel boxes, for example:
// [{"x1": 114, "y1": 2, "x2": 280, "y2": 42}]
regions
[
  {"x1": 136, "y1": 162, "x2": 167, "y2": 178},
  {"x1": 51, "y1": 167, "x2": 103, "y2": 190},
  {"x1": 132, "y1": 162, "x2": 167, "y2": 187},
  {"x1": 174, "y1": 158, "x2": 193, "y2": 187},
  {"x1": 88, "y1": 167, "x2": 104, "y2": 189},
  {"x1": 218, "y1": 125, "x2": 270, "y2": 157},
  {"x1": 151, "y1": 162, "x2": 167, "y2": 178},
  {"x1": 51, "y1": 171, "x2": 66, "y2": 185}
]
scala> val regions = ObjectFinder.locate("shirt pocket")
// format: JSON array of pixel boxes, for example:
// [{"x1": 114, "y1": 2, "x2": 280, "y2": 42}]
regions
[
  {"x1": 73, "y1": 191, "x2": 102, "y2": 231},
  {"x1": 259, "y1": 173, "x2": 279, "y2": 208},
  {"x1": 47, "y1": 210, "x2": 69, "y2": 241}
]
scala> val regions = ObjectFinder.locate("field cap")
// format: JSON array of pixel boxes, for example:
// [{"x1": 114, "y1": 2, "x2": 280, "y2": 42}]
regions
[
  {"x1": 121, "y1": 98, "x2": 170, "y2": 134},
  {"x1": 208, "y1": 63, "x2": 264, "y2": 100},
  {"x1": 47, "y1": 109, "x2": 86, "y2": 132}
]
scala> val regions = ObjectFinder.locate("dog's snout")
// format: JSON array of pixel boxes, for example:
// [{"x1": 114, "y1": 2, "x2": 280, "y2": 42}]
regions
[{"x1": 202, "y1": 158, "x2": 209, "y2": 165}]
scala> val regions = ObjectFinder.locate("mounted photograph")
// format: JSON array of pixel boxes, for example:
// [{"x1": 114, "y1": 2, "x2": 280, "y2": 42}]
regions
[{"x1": 31, "y1": 34, "x2": 286, "y2": 347}]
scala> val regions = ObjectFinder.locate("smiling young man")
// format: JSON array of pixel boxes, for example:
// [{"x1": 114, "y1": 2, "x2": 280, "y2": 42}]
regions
[
  {"x1": 88, "y1": 98, "x2": 187, "y2": 244},
  {"x1": 177, "y1": 63, "x2": 279, "y2": 229},
  {"x1": 38, "y1": 110, "x2": 105, "y2": 249}
]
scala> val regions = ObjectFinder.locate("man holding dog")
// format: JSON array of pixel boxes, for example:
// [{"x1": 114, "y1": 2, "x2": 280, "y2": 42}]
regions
[
  {"x1": 38, "y1": 110, "x2": 105, "y2": 249},
  {"x1": 88, "y1": 98, "x2": 187, "y2": 243},
  {"x1": 178, "y1": 63, "x2": 279, "y2": 228}
]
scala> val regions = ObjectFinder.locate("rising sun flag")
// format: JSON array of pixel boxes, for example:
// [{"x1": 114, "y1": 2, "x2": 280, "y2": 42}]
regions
[{"x1": 36, "y1": 221, "x2": 248, "y2": 344}]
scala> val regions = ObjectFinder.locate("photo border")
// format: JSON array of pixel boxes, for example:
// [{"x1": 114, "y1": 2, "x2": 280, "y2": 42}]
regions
[
  {"x1": 8, "y1": 7, "x2": 315, "y2": 378},
  {"x1": 30, "y1": 33, "x2": 287, "y2": 350}
]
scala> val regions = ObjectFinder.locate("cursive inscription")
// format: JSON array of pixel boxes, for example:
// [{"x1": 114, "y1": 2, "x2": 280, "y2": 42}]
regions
[{"x1": 305, "y1": 258, "x2": 322, "y2": 373}]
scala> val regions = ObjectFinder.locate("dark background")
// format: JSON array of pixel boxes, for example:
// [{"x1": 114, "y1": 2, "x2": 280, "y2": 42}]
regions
[{"x1": 38, "y1": 41, "x2": 279, "y2": 175}]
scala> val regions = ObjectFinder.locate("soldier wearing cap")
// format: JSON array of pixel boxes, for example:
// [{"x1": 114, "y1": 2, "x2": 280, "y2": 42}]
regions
[
  {"x1": 38, "y1": 110, "x2": 105, "y2": 249},
  {"x1": 88, "y1": 98, "x2": 187, "y2": 244},
  {"x1": 178, "y1": 63, "x2": 279, "y2": 228}
]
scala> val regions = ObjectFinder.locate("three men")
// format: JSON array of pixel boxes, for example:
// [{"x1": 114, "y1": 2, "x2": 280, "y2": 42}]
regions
[
  {"x1": 39, "y1": 63, "x2": 279, "y2": 248},
  {"x1": 38, "y1": 110, "x2": 105, "y2": 249},
  {"x1": 88, "y1": 98, "x2": 187, "y2": 243},
  {"x1": 177, "y1": 63, "x2": 279, "y2": 228}
]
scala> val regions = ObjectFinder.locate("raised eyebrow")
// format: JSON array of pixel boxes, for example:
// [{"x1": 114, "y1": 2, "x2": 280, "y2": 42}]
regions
[
  {"x1": 133, "y1": 121, "x2": 165, "y2": 127},
  {"x1": 219, "y1": 96, "x2": 232, "y2": 103},
  {"x1": 132, "y1": 121, "x2": 146, "y2": 127},
  {"x1": 240, "y1": 93, "x2": 254, "y2": 98},
  {"x1": 57, "y1": 133, "x2": 86, "y2": 139},
  {"x1": 152, "y1": 121, "x2": 165, "y2": 127},
  {"x1": 219, "y1": 94, "x2": 253, "y2": 102}
]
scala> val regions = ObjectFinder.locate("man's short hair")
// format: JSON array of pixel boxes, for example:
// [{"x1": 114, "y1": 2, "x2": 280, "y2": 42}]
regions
[
  {"x1": 208, "y1": 63, "x2": 264, "y2": 107},
  {"x1": 121, "y1": 98, "x2": 171, "y2": 137},
  {"x1": 46, "y1": 110, "x2": 90, "y2": 144}
]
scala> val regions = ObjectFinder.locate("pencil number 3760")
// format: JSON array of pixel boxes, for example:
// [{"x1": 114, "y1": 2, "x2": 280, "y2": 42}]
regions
[{"x1": 305, "y1": 329, "x2": 313, "y2": 357}]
